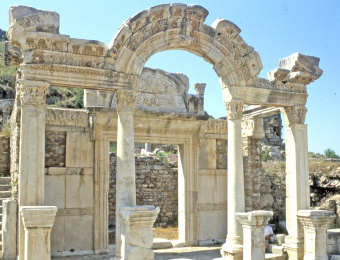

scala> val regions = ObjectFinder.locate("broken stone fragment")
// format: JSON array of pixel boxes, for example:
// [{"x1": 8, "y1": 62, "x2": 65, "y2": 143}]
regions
[
  {"x1": 4, "y1": 41, "x2": 21, "y2": 66},
  {"x1": 268, "y1": 52, "x2": 323, "y2": 85}
]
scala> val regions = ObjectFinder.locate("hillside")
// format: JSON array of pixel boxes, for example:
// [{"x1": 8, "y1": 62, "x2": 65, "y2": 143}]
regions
[{"x1": 0, "y1": 29, "x2": 83, "y2": 108}]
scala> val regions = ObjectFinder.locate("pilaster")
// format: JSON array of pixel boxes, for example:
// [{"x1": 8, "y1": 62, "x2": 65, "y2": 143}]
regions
[
  {"x1": 237, "y1": 211, "x2": 273, "y2": 260},
  {"x1": 115, "y1": 89, "x2": 137, "y2": 259},
  {"x1": 297, "y1": 210, "x2": 336, "y2": 260},
  {"x1": 20, "y1": 206, "x2": 57, "y2": 260},
  {"x1": 221, "y1": 99, "x2": 245, "y2": 259},
  {"x1": 282, "y1": 106, "x2": 310, "y2": 260},
  {"x1": 17, "y1": 79, "x2": 49, "y2": 260}
]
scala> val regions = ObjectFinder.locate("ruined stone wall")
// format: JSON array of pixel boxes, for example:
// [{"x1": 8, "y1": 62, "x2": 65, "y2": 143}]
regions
[
  {"x1": 216, "y1": 139, "x2": 227, "y2": 169},
  {"x1": 45, "y1": 131, "x2": 66, "y2": 167},
  {"x1": 243, "y1": 137, "x2": 262, "y2": 212},
  {"x1": 260, "y1": 114, "x2": 283, "y2": 147},
  {"x1": 9, "y1": 106, "x2": 20, "y2": 198},
  {"x1": 109, "y1": 154, "x2": 178, "y2": 225},
  {"x1": 0, "y1": 135, "x2": 10, "y2": 176}
]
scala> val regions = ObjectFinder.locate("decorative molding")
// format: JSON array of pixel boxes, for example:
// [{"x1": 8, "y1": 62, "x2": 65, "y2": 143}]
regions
[
  {"x1": 282, "y1": 106, "x2": 307, "y2": 125},
  {"x1": 198, "y1": 120, "x2": 228, "y2": 145},
  {"x1": 225, "y1": 99, "x2": 244, "y2": 120},
  {"x1": 45, "y1": 108, "x2": 88, "y2": 127},
  {"x1": 17, "y1": 79, "x2": 49, "y2": 107},
  {"x1": 253, "y1": 78, "x2": 307, "y2": 93},
  {"x1": 116, "y1": 90, "x2": 137, "y2": 113}
]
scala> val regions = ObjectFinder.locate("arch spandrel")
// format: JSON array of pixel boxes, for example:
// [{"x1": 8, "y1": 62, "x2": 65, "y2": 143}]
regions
[{"x1": 109, "y1": 4, "x2": 262, "y2": 90}]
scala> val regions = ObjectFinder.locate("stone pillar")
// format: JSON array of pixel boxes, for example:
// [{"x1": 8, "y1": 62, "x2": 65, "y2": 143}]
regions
[
  {"x1": 17, "y1": 79, "x2": 49, "y2": 260},
  {"x1": 281, "y1": 106, "x2": 310, "y2": 260},
  {"x1": 115, "y1": 89, "x2": 137, "y2": 259},
  {"x1": 145, "y1": 143, "x2": 152, "y2": 152},
  {"x1": 2, "y1": 199, "x2": 17, "y2": 260},
  {"x1": 297, "y1": 210, "x2": 336, "y2": 260},
  {"x1": 236, "y1": 211, "x2": 273, "y2": 260},
  {"x1": 20, "y1": 206, "x2": 57, "y2": 260},
  {"x1": 2, "y1": 107, "x2": 9, "y2": 126},
  {"x1": 119, "y1": 205, "x2": 160, "y2": 260},
  {"x1": 221, "y1": 99, "x2": 245, "y2": 260}
]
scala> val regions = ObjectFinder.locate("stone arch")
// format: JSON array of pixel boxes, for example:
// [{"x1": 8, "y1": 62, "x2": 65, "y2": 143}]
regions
[{"x1": 109, "y1": 4, "x2": 263, "y2": 91}]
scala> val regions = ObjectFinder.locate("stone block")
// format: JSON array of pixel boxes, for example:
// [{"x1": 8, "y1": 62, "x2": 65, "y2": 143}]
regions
[
  {"x1": 198, "y1": 175, "x2": 216, "y2": 204},
  {"x1": 66, "y1": 132, "x2": 94, "y2": 168},
  {"x1": 65, "y1": 175, "x2": 93, "y2": 208},
  {"x1": 45, "y1": 174, "x2": 65, "y2": 209},
  {"x1": 327, "y1": 229, "x2": 340, "y2": 255},
  {"x1": 276, "y1": 234, "x2": 286, "y2": 246},
  {"x1": 50, "y1": 215, "x2": 65, "y2": 252},
  {"x1": 2, "y1": 199, "x2": 17, "y2": 260},
  {"x1": 64, "y1": 215, "x2": 94, "y2": 251}
]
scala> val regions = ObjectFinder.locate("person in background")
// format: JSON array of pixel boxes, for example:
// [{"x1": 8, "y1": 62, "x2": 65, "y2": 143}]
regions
[{"x1": 264, "y1": 224, "x2": 274, "y2": 249}]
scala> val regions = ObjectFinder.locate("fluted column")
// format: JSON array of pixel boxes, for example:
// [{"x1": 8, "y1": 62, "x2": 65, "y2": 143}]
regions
[
  {"x1": 282, "y1": 106, "x2": 310, "y2": 260},
  {"x1": 17, "y1": 79, "x2": 49, "y2": 260},
  {"x1": 115, "y1": 89, "x2": 137, "y2": 259},
  {"x1": 221, "y1": 99, "x2": 245, "y2": 260}
]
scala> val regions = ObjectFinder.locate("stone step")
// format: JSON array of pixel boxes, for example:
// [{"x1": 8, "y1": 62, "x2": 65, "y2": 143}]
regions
[
  {"x1": 272, "y1": 245, "x2": 284, "y2": 255},
  {"x1": 0, "y1": 191, "x2": 12, "y2": 198},
  {"x1": 267, "y1": 243, "x2": 278, "y2": 253},
  {"x1": 0, "y1": 177, "x2": 11, "y2": 185},
  {"x1": 329, "y1": 256, "x2": 340, "y2": 260},
  {"x1": 265, "y1": 253, "x2": 287, "y2": 260},
  {"x1": 0, "y1": 185, "x2": 11, "y2": 191}
]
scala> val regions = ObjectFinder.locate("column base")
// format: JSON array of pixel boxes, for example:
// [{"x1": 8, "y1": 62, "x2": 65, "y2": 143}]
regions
[
  {"x1": 282, "y1": 236, "x2": 304, "y2": 260},
  {"x1": 220, "y1": 243, "x2": 243, "y2": 260}
]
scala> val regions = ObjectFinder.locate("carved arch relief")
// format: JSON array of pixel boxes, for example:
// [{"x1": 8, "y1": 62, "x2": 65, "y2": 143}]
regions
[{"x1": 109, "y1": 4, "x2": 263, "y2": 90}]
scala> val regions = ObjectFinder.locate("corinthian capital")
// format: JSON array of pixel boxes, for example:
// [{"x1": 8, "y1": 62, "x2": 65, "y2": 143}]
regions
[
  {"x1": 225, "y1": 99, "x2": 244, "y2": 120},
  {"x1": 282, "y1": 106, "x2": 307, "y2": 125},
  {"x1": 17, "y1": 80, "x2": 49, "y2": 107},
  {"x1": 116, "y1": 89, "x2": 137, "y2": 113}
]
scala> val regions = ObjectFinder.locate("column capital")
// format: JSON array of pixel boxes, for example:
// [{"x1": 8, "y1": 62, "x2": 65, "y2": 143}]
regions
[
  {"x1": 297, "y1": 210, "x2": 336, "y2": 229},
  {"x1": 20, "y1": 206, "x2": 57, "y2": 228},
  {"x1": 242, "y1": 117, "x2": 265, "y2": 139},
  {"x1": 115, "y1": 89, "x2": 137, "y2": 113},
  {"x1": 193, "y1": 83, "x2": 206, "y2": 96},
  {"x1": 281, "y1": 106, "x2": 307, "y2": 125},
  {"x1": 237, "y1": 210, "x2": 273, "y2": 227},
  {"x1": 225, "y1": 99, "x2": 244, "y2": 120},
  {"x1": 17, "y1": 79, "x2": 49, "y2": 107}
]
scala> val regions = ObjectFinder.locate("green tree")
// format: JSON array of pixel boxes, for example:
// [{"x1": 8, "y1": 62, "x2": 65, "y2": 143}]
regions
[{"x1": 324, "y1": 148, "x2": 340, "y2": 159}]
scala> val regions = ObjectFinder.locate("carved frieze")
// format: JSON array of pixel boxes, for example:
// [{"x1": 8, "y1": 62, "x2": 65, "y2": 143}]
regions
[
  {"x1": 282, "y1": 106, "x2": 307, "y2": 125},
  {"x1": 45, "y1": 108, "x2": 88, "y2": 127},
  {"x1": 198, "y1": 120, "x2": 228, "y2": 145},
  {"x1": 225, "y1": 99, "x2": 244, "y2": 120},
  {"x1": 253, "y1": 78, "x2": 307, "y2": 93},
  {"x1": 17, "y1": 79, "x2": 49, "y2": 107},
  {"x1": 116, "y1": 90, "x2": 137, "y2": 113}
]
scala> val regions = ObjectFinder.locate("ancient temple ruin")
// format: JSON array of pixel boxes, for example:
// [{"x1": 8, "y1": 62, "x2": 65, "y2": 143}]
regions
[{"x1": 2, "y1": 3, "x2": 333, "y2": 260}]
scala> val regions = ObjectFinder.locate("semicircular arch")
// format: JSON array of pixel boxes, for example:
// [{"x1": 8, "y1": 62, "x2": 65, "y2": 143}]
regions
[{"x1": 109, "y1": 4, "x2": 263, "y2": 93}]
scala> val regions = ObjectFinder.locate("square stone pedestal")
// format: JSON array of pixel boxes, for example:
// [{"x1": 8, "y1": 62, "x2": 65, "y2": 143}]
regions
[
  {"x1": 117, "y1": 205, "x2": 159, "y2": 260},
  {"x1": 297, "y1": 210, "x2": 336, "y2": 260},
  {"x1": 20, "y1": 206, "x2": 57, "y2": 260}
]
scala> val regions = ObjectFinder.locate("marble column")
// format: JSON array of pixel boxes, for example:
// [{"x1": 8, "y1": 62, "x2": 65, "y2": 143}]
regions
[
  {"x1": 297, "y1": 210, "x2": 336, "y2": 260},
  {"x1": 282, "y1": 106, "x2": 310, "y2": 260},
  {"x1": 20, "y1": 206, "x2": 57, "y2": 260},
  {"x1": 17, "y1": 79, "x2": 49, "y2": 260},
  {"x1": 237, "y1": 211, "x2": 273, "y2": 260},
  {"x1": 115, "y1": 89, "x2": 137, "y2": 259},
  {"x1": 221, "y1": 99, "x2": 245, "y2": 260}
]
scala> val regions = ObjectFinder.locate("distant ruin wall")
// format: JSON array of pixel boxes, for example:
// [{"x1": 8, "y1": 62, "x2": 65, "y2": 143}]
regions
[
  {"x1": 109, "y1": 154, "x2": 178, "y2": 225},
  {"x1": 0, "y1": 135, "x2": 10, "y2": 176}
]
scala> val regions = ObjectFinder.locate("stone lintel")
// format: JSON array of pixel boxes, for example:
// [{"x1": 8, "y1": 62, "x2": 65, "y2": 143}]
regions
[{"x1": 20, "y1": 206, "x2": 57, "y2": 228}]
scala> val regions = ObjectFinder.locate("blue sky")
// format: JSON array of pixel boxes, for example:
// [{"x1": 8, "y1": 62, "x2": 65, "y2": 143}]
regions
[{"x1": 1, "y1": 0, "x2": 339, "y2": 154}]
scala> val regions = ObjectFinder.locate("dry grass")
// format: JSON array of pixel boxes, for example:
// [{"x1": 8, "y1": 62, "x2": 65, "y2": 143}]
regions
[
  {"x1": 309, "y1": 161, "x2": 340, "y2": 176},
  {"x1": 153, "y1": 226, "x2": 178, "y2": 240}
]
